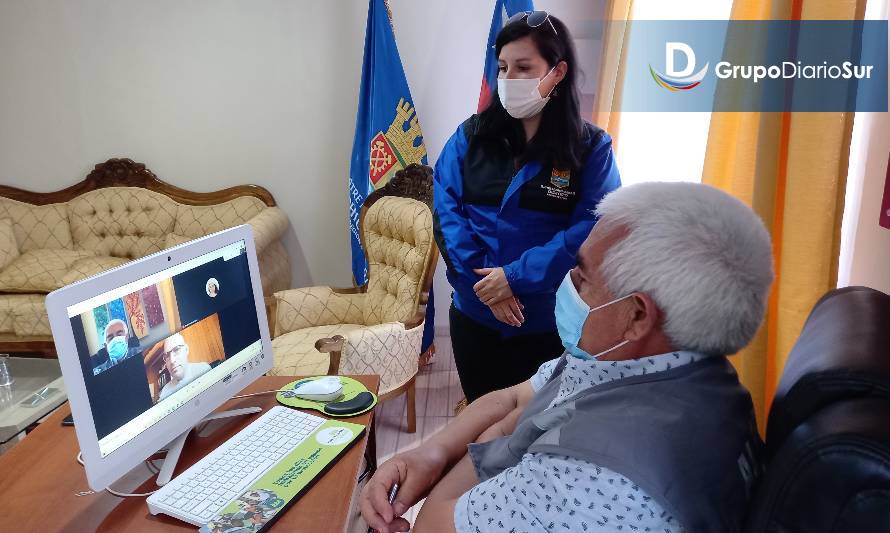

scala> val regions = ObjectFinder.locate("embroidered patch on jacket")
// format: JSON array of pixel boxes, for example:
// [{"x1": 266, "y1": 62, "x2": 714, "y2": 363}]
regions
[{"x1": 550, "y1": 169, "x2": 571, "y2": 189}]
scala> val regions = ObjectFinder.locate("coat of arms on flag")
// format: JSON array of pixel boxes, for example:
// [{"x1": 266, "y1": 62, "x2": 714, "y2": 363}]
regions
[{"x1": 368, "y1": 98, "x2": 426, "y2": 189}]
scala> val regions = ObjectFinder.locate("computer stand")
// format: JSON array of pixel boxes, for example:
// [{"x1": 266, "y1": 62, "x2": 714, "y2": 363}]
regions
[{"x1": 156, "y1": 406, "x2": 263, "y2": 486}]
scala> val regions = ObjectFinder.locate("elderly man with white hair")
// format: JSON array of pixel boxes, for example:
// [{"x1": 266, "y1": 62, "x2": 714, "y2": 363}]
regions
[
  {"x1": 92, "y1": 318, "x2": 140, "y2": 374},
  {"x1": 361, "y1": 182, "x2": 774, "y2": 533}
]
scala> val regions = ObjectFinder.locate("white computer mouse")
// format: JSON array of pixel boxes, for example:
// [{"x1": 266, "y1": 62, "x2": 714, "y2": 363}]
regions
[{"x1": 290, "y1": 376, "x2": 344, "y2": 402}]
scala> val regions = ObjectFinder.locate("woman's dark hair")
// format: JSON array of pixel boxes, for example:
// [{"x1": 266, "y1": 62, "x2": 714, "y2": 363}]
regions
[{"x1": 477, "y1": 14, "x2": 586, "y2": 170}]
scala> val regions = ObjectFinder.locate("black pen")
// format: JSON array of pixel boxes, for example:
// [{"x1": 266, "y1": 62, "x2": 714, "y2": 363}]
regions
[{"x1": 368, "y1": 482, "x2": 401, "y2": 533}]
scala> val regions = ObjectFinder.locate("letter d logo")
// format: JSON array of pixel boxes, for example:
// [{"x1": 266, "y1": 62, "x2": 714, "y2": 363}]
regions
[
  {"x1": 650, "y1": 42, "x2": 709, "y2": 92},
  {"x1": 666, "y1": 42, "x2": 695, "y2": 77}
]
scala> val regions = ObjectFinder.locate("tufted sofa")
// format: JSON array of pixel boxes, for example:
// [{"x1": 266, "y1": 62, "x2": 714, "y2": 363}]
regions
[
  {"x1": 268, "y1": 164, "x2": 437, "y2": 433},
  {"x1": 0, "y1": 158, "x2": 291, "y2": 355}
]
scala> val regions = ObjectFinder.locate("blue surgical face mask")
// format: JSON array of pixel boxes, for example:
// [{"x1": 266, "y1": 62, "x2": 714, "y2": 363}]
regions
[
  {"x1": 107, "y1": 335, "x2": 128, "y2": 362},
  {"x1": 555, "y1": 271, "x2": 632, "y2": 360}
]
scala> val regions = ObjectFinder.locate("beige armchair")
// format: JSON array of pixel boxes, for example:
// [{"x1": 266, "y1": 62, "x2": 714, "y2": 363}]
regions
[{"x1": 268, "y1": 165, "x2": 437, "y2": 433}]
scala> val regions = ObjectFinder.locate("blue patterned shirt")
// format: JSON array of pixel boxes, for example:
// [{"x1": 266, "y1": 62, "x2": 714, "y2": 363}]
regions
[{"x1": 453, "y1": 351, "x2": 706, "y2": 533}]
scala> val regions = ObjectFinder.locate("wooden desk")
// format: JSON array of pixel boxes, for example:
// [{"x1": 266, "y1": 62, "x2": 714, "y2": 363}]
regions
[{"x1": 0, "y1": 375, "x2": 378, "y2": 532}]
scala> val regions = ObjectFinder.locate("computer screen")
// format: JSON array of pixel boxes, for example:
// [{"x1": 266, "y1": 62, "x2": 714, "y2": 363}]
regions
[{"x1": 64, "y1": 239, "x2": 263, "y2": 458}]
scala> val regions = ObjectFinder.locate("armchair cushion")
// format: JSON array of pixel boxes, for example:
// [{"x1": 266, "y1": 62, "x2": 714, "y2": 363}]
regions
[
  {"x1": 340, "y1": 320, "x2": 423, "y2": 395},
  {"x1": 246, "y1": 206, "x2": 289, "y2": 255},
  {"x1": 173, "y1": 196, "x2": 266, "y2": 238},
  {"x1": 362, "y1": 196, "x2": 434, "y2": 326},
  {"x1": 0, "y1": 294, "x2": 44, "y2": 334},
  {"x1": 258, "y1": 241, "x2": 291, "y2": 295},
  {"x1": 59, "y1": 255, "x2": 130, "y2": 286},
  {"x1": 163, "y1": 205, "x2": 286, "y2": 262},
  {"x1": 12, "y1": 295, "x2": 52, "y2": 336},
  {"x1": 0, "y1": 249, "x2": 95, "y2": 293},
  {"x1": 0, "y1": 197, "x2": 72, "y2": 251},
  {"x1": 274, "y1": 286, "x2": 366, "y2": 335},
  {"x1": 165, "y1": 233, "x2": 192, "y2": 248},
  {"x1": 0, "y1": 218, "x2": 20, "y2": 271},
  {"x1": 67, "y1": 188, "x2": 178, "y2": 258},
  {"x1": 269, "y1": 323, "x2": 364, "y2": 377}
]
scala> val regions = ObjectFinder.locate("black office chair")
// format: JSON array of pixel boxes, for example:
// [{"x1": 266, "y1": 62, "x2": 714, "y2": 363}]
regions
[
  {"x1": 744, "y1": 286, "x2": 890, "y2": 532},
  {"x1": 92, "y1": 348, "x2": 110, "y2": 368}
]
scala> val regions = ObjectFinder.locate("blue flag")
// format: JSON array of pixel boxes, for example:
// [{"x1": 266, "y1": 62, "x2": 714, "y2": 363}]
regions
[
  {"x1": 349, "y1": 0, "x2": 427, "y2": 284},
  {"x1": 478, "y1": 0, "x2": 535, "y2": 112},
  {"x1": 349, "y1": 0, "x2": 434, "y2": 352}
]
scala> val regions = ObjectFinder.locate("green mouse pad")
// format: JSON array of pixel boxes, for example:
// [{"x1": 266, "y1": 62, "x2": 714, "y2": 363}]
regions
[{"x1": 275, "y1": 376, "x2": 378, "y2": 417}]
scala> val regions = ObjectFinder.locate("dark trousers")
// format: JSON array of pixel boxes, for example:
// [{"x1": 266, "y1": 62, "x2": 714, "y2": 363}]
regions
[{"x1": 450, "y1": 305, "x2": 564, "y2": 403}]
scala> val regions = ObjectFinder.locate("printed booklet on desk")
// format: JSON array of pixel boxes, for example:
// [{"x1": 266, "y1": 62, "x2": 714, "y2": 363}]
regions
[{"x1": 199, "y1": 419, "x2": 366, "y2": 533}]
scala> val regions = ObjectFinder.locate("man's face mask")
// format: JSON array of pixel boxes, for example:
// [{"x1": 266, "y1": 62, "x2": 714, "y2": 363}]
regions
[
  {"x1": 555, "y1": 270, "x2": 632, "y2": 360},
  {"x1": 107, "y1": 335, "x2": 128, "y2": 362}
]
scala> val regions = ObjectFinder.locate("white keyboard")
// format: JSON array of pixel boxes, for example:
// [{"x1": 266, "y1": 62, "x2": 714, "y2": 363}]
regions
[{"x1": 147, "y1": 406, "x2": 326, "y2": 526}]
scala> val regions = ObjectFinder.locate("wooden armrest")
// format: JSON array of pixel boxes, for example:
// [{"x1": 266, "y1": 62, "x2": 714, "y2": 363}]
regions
[
  {"x1": 315, "y1": 335, "x2": 346, "y2": 375},
  {"x1": 404, "y1": 309, "x2": 426, "y2": 330},
  {"x1": 245, "y1": 206, "x2": 289, "y2": 254},
  {"x1": 331, "y1": 285, "x2": 367, "y2": 294},
  {"x1": 273, "y1": 287, "x2": 365, "y2": 334},
  {"x1": 265, "y1": 296, "x2": 277, "y2": 337}
]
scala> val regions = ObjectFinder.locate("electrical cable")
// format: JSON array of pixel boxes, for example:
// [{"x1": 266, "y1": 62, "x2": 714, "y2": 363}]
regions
[
  {"x1": 72, "y1": 387, "x2": 299, "y2": 498},
  {"x1": 229, "y1": 388, "x2": 296, "y2": 400},
  {"x1": 75, "y1": 452, "x2": 159, "y2": 498}
]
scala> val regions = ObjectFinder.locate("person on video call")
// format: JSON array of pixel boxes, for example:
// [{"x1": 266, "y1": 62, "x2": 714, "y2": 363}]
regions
[
  {"x1": 93, "y1": 319, "x2": 140, "y2": 373},
  {"x1": 158, "y1": 333, "x2": 211, "y2": 401},
  {"x1": 361, "y1": 182, "x2": 774, "y2": 533}
]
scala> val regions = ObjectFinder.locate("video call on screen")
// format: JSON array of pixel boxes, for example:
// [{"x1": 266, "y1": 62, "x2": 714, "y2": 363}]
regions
[{"x1": 70, "y1": 250, "x2": 261, "y2": 440}]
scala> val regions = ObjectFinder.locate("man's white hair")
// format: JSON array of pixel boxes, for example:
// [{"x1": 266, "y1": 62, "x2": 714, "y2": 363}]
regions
[
  {"x1": 594, "y1": 182, "x2": 774, "y2": 355},
  {"x1": 104, "y1": 319, "x2": 128, "y2": 340}
]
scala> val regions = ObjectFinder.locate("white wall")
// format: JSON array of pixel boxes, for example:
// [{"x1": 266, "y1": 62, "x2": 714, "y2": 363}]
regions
[
  {"x1": 0, "y1": 0, "x2": 606, "y2": 334},
  {"x1": 0, "y1": 1, "x2": 367, "y2": 289},
  {"x1": 837, "y1": 0, "x2": 890, "y2": 294},
  {"x1": 388, "y1": 0, "x2": 489, "y2": 334}
]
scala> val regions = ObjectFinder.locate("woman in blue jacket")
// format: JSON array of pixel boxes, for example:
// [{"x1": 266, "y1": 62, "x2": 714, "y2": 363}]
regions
[{"x1": 433, "y1": 12, "x2": 621, "y2": 402}]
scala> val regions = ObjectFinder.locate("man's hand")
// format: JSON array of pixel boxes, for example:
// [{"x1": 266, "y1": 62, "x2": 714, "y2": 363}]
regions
[
  {"x1": 360, "y1": 445, "x2": 449, "y2": 533},
  {"x1": 473, "y1": 267, "x2": 512, "y2": 305},
  {"x1": 488, "y1": 296, "x2": 525, "y2": 327},
  {"x1": 363, "y1": 380, "x2": 538, "y2": 532}
]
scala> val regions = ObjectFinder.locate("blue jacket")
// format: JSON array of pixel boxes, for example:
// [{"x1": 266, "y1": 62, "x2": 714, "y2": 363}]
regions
[{"x1": 433, "y1": 116, "x2": 621, "y2": 336}]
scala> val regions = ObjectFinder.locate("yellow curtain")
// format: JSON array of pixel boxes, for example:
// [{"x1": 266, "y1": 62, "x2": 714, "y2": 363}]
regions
[
  {"x1": 703, "y1": 0, "x2": 865, "y2": 431},
  {"x1": 591, "y1": 0, "x2": 634, "y2": 150},
  {"x1": 158, "y1": 278, "x2": 181, "y2": 333}
]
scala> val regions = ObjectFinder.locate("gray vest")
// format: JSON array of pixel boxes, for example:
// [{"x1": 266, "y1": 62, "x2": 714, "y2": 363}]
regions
[{"x1": 468, "y1": 355, "x2": 762, "y2": 533}]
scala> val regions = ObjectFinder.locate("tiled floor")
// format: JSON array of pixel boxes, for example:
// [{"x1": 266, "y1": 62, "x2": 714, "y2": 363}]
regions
[{"x1": 373, "y1": 335, "x2": 464, "y2": 523}]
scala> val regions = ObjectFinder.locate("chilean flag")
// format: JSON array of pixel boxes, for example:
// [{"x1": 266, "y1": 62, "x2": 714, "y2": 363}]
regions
[{"x1": 477, "y1": 0, "x2": 536, "y2": 112}]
